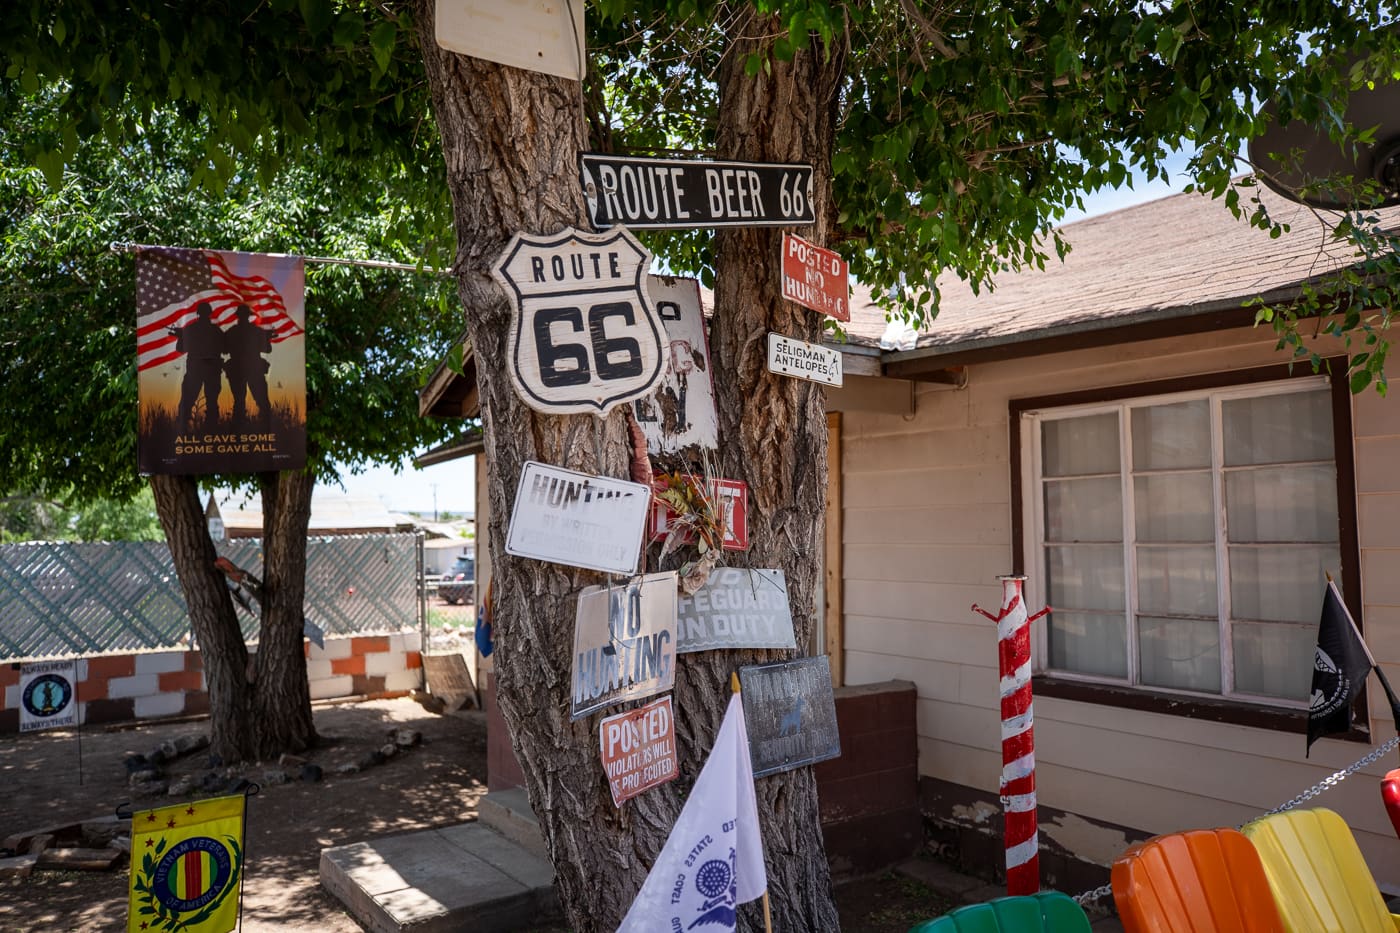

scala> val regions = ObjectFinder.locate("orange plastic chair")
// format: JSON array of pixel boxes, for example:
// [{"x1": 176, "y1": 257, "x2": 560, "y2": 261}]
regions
[
  {"x1": 1111, "y1": 827, "x2": 1287, "y2": 933},
  {"x1": 1241, "y1": 807, "x2": 1400, "y2": 933}
]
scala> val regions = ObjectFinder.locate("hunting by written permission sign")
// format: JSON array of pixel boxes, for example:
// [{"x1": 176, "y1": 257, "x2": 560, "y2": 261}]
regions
[
  {"x1": 505, "y1": 461, "x2": 651, "y2": 575},
  {"x1": 580, "y1": 153, "x2": 815, "y2": 229},
  {"x1": 781, "y1": 234, "x2": 850, "y2": 322},
  {"x1": 767, "y1": 333, "x2": 843, "y2": 387},
  {"x1": 599, "y1": 696, "x2": 678, "y2": 806},
  {"x1": 493, "y1": 226, "x2": 666, "y2": 416},
  {"x1": 739, "y1": 656, "x2": 841, "y2": 778},
  {"x1": 571, "y1": 572, "x2": 678, "y2": 720}
]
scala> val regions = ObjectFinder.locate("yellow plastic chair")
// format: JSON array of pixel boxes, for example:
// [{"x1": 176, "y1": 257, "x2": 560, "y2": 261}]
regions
[
  {"x1": 1241, "y1": 807, "x2": 1400, "y2": 933},
  {"x1": 1111, "y1": 827, "x2": 1286, "y2": 932}
]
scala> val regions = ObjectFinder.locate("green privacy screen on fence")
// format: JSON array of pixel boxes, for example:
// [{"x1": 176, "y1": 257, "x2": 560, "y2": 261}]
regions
[{"x1": 0, "y1": 532, "x2": 422, "y2": 661}]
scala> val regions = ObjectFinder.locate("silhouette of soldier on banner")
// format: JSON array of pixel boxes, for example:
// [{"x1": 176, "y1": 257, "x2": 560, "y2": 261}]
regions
[
  {"x1": 224, "y1": 303, "x2": 276, "y2": 426},
  {"x1": 171, "y1": 302, "x2": 226, "y2": 428}
]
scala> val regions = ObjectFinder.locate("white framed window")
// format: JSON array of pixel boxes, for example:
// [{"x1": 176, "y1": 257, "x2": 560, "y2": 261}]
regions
[{"x1": 1021, "y1": 375, "x2": 1342, "y2": 707}]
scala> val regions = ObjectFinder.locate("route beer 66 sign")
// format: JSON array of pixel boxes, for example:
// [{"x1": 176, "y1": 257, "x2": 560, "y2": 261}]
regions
[{"x1": 493, "y1": 226, "x2": 666, "y2": 415}]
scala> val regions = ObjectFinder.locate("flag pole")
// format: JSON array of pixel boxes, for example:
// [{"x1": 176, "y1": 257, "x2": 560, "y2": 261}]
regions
[{"x1": 731, "y1": 671, "x2": 773, "y2": 933}]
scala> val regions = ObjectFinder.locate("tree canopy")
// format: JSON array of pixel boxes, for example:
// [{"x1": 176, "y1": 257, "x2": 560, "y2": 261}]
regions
[
  {"x1": 9, "y1": 2, "x2": 1399, "y2": 340},
  {"x1": 0, "y1": 86, "x2": 462, "y2": 503}
]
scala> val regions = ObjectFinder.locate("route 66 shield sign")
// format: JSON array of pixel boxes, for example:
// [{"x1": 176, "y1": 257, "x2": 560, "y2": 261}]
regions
[{"x1": 493, "y1": 226, "x2": 666, "y2": 415}]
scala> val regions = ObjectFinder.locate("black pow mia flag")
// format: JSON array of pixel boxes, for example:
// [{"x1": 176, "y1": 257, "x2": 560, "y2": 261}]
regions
[{"x1": 1307, "y1": 579, "x2": 1373, "y2": 755}]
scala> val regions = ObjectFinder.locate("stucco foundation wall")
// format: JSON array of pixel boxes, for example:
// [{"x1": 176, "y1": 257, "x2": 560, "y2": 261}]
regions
[
  {"x1": 0, "y1": 633, "x2": 423, "y2": 734},
  {"x1": 840, "y1": 324, "x2": 1400, "y2": 883}
]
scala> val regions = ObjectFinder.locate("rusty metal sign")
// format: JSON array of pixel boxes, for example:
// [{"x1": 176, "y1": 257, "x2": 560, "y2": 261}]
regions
[
  {"x1": 599, "y1": 696, "x2": 678, "y2": 806},
  {"x1": 650, "y1": 477, "x2": 749, "y2": 552},
  {"x1": 781, "y1": 234, "x2": 850, "y2": 322},
  {"x1": 571, "y1": 571, "x2": 678, "y2": 719},
  {"x1": 493, "y1": 226, "x2": 667, "y2": 416},
  {"x1": 676, "y1": 568, "x2": 795, "y2": 654},
  {"x1": 738, "y1": 656, "x2": 841, "y2": 778},
  {"x1": 633, "y1": 276, "x2": 718, "y2": 460}
]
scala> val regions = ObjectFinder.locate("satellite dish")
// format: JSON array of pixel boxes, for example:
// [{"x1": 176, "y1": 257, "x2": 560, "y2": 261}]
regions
[{"x1": 1250, "y1": 60, "x2": 1400, "y2": 209}]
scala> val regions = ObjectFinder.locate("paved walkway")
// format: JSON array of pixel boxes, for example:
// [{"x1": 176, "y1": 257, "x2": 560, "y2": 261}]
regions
[{"x1": 896, "y1": 858, "x2": 1124, "y2": 932}]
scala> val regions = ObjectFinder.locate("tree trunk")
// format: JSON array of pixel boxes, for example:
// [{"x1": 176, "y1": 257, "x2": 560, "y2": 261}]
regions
[
  {"x1": 150, "y1": 473, "x2": 256, "y2": 763},
  {"x1": 251, "y1": 469, "x2": 318, "y2": 757},
  {"x1": 415, "y1": 2, "x2": 843, "y2": 928},
  {"x1": 150, "y1": 470, "x2": 318, "y2": 761},
  {"x1": 705, "y1": 6, "x2": 847, "y2": 929}
]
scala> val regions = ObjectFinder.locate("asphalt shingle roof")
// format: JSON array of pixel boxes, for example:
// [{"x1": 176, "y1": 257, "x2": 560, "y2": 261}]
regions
[{"x1": 840, "y1": 183, "x2": 1382, "y2": 356}]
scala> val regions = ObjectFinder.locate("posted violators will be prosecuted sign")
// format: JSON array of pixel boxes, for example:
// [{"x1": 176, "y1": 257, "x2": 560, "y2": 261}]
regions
[
  {"x1": 599, "y1": 696, "x2": 678, "y2": 807},
  {"x1": 766, "y1": 333, "x2": 843, "y2": 387}
]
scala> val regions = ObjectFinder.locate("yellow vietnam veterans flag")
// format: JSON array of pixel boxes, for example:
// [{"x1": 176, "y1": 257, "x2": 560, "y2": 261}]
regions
[{"x1": 127, "y1": 793, "x2": 245, "y2": 933}]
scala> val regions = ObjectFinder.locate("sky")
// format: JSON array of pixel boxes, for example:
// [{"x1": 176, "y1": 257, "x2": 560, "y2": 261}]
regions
[
  {"x1": 320, "y1": 155, "x2": 1193, "y2": 517},
  {"x1": 319, "y1": 455, "x2": 477, "y2": 519}
]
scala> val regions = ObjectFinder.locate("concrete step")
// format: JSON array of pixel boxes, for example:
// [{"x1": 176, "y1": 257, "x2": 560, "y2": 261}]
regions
[
  {"x1": 478, "y1": 787, "x2": 549, "y2": 862},
  {"x1": 320, "y1": 821, "x2": 558, "y2": 933}
]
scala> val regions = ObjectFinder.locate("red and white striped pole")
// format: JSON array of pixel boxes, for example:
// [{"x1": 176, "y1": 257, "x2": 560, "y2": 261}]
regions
[{"x1": 973, "y1": 575, "x2": 1050, "y2": 896}]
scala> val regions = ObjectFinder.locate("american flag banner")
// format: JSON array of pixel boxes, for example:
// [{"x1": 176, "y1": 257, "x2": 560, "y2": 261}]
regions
[
  {"x1": 136, "y1": 247, "x2": 304, "y2": 372},
  {"x1": 135, "y1": 245, "x2": 306, "y2": 476}
]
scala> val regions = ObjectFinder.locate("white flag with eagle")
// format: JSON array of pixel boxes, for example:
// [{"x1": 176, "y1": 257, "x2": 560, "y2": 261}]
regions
[{"x1": 617, "y1": 692, "x2": 766, "y2": 933}]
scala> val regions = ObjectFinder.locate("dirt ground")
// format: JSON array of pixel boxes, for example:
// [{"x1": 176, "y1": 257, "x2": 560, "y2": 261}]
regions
[{"x1": 0, "y1": 629, "x2": 947, "y2": 932}]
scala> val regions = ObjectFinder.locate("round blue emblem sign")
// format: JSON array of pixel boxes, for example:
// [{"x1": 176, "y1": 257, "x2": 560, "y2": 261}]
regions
[{"x1": 21, "y1": 673, "x2": 73, "y2": 719}]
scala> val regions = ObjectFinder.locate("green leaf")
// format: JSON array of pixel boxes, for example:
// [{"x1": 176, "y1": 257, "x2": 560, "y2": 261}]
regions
[
  {"x1": 299, "y1": 0, "x2": 333, "y2": 36},
  {"x1": 369, "y1": 21, "x2": 396, "y2": 74}
]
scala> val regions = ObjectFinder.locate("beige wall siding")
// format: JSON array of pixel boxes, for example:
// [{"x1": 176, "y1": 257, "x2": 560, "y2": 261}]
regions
[{"x1": 840, "y1": 324, "x2": 1400, "y2": 881}]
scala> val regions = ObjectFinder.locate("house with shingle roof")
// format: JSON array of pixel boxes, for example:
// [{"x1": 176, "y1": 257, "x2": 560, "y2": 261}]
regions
[{"x1": 419, "y1": 183, "x2": 1400, "y2": 890}]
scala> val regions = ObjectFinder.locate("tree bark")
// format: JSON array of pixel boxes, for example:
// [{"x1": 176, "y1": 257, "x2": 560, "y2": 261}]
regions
[
  {"x1": 252, "y1": 469, "x2": 318, "y2": 757},
  {"x1": 705, "y1": 5, "x2": 848, "y2": 928},
  {"x1": 150, "y1": 470, "x2": 318, "y2": 762},
  {"x1": 415, "y1": 2, "x2": 843, "y2": 928},
  {"x1": 150, "y1": 473, "x2": 256, "y2": 763}
]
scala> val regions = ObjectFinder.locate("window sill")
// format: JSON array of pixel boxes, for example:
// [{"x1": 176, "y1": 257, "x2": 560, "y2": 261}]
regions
[{"x1": 1032, "y1": 674, "x2": 1370, "y2": 742}]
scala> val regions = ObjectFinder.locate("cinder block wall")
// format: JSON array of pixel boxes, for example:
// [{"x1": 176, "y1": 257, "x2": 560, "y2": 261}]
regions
[
  {"x1": 484, "y1": 674, "x2": 921, "y2": 878},
  {"x1": 815, "y1": 680, "x2": 921, "y2": 878},
  {"x1": 0, "y1": 633, "x2": 423, "y2": 733}
]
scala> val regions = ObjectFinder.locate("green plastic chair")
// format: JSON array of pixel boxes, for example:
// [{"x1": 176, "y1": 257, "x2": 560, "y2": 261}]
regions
[{"x1": 908, "y1": 891, "x2": 1092, "y2": 933}]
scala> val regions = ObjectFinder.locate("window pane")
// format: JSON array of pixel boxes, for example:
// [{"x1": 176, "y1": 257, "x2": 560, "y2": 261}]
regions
[
  {"x1": 1046, "y1": 477, "x2": 1123, "y2": 542},
  {"x1": 1135, "y1": 473, "x2": 1214, "y2": 542},
  {"x1": 1138, "y1": 616, "x2": 1222, "y2": 693},
  {"x1": 1137, "y1": 546, "x2": 1218, "y2": 617},
  {"x1": 1043, "y1": 413, "x2": 1119, "y2": 477},
  {"x1": 1047, "y1": 545, "x2": 1125, "y2": 612},
  {"x1": 1233, "y1": 622, "x2": 1313, "y2": 701},
  {"x1": 1225, "y1": 466, "x2": 1339, "y2": 543},
  {"x1": 1222, "y1": 390, "x2": 1333, "y2": 466},
  {"x1": 1048, "y1": 610, "x2": 1127, "y2": 678},
  {"x1": 1229, "y1": 546, "x2": 1336, "y2": 623},
  {"x1": 1132, "y1": 400, "x2": 1210, "y2": 470}
]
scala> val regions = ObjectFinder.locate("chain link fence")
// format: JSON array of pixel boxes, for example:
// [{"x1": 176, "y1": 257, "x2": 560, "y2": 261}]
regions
[{"x1": 0, "y1": 532, "x2": 423, "y2": 661}]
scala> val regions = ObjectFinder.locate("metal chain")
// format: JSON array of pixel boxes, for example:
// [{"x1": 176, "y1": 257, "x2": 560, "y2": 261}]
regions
[
  {"x1": 1069, "y1": 736, "x2": 1400, "y2": 912},
  {"x1": 1073, "y1": 883, "x2": 1114, "y2": 909},
  {"x1": 1263, "y1": 735, "x2": 1400, "y2": 816}
]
